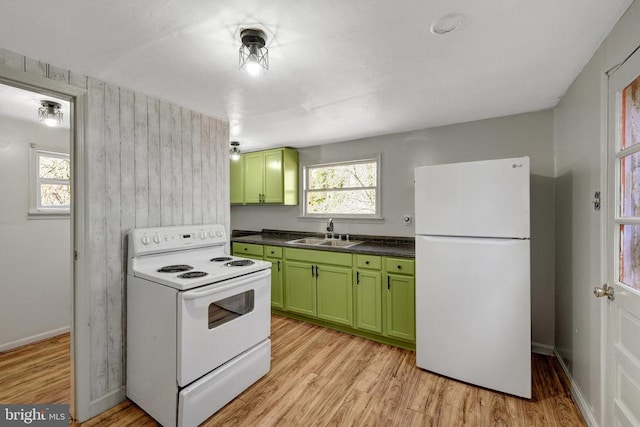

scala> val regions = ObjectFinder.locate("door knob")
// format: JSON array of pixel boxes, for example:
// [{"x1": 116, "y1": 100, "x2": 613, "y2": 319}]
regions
[{"x1": 593, "y1": 284, "x2": 615, "y2": 301}]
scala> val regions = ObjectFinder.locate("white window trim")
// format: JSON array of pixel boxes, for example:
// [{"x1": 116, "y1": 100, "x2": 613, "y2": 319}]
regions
[
  {"x1": 28, "y1": 146, "x2": 70, "y2": 219},
  {"x1": 301, "y1": 154, "x2": 383, "y2": 220}
]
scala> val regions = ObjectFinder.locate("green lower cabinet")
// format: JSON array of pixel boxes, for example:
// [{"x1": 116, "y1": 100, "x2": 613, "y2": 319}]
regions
[
  {"x1": 385, "y1": 273, "x2": 415, "y2": 342},
  {"x1": 354, "y1": 269, "x2": 383, "y2": 334},
  {"x1": 266, "y1": 256, "x2": 284, "y2": 309},
  {"x1": 284, "y1": 261, "x2": 317, "y2": 316},
  {"x1": 316, "y1": 265, "x2": 353, "y2": 326}
]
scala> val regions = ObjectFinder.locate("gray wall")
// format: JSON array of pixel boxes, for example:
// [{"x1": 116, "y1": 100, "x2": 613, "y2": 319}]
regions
[
  {"x1": 0, "y1": 47, "x2": 230, "y2": 416},
  {"x1": 553, "y1": 1, "x2": 640, "y2": 424},
  {"x1": 0, "y1": 117, "x2": 70, "y2": 351},
  {"x1": 232, "y1": 110, "x2": 556, "y2": 348}
]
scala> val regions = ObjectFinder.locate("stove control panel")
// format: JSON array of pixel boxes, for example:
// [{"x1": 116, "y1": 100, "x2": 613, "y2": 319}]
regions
[{"x1": 130, "y1": 224, "x2": 227, "y2": 256}]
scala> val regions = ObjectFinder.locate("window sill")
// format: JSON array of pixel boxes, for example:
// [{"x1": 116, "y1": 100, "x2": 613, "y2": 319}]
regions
[
  {"x1": 297, "y1": 215, "x2": 385, "y2": 224},
  {"x1": 28, "y1": 210, "x2": 70, "y2": 220}
]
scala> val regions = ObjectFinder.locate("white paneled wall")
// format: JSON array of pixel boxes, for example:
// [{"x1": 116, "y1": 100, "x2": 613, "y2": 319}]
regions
[{"x1": 0, "y1": 48, "x2": 230, "y2": 405}]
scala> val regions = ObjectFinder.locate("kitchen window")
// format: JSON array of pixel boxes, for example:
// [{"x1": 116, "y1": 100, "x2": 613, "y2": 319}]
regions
[
  {"x1": 302, "y1": 157, "x2": 380, "y2": 218},
  {"x1": 29, "y1": 148, "x2": 70, "y2": 217}
]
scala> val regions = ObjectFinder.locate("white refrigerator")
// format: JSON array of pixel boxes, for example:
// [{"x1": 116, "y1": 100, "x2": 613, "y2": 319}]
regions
[{"x1": 414, "y1": 156, "x2": 531, "y2": 398}]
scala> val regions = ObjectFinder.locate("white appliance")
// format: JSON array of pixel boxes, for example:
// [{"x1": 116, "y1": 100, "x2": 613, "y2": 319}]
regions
[
  {"x1": 126, "y1": 224, "x2": 272, "y2": 427},
  {"x1": 414, "y1": 157, "x2": 531, "y2": 398}
]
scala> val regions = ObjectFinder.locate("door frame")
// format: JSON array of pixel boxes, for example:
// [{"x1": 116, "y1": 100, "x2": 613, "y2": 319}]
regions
[{"x1": 0, "y1": 63, "x2": 90, "y2": 421}]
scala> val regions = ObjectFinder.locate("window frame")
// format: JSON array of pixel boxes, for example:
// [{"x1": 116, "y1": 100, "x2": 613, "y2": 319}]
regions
[
  {"x1": 28, "y1": 147, "x2": 71, "y2": 218},
  {"x1": 301, "y1": 155, "x2": 382, "y2": 220}
]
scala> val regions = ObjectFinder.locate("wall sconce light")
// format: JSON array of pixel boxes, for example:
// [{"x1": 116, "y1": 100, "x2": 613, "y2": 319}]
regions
[
  {"x1": 239, "y1": 28, "x2": 269, "y2": 77},
  {"x1": 38, "y1": 100, "x2": 63, "y2": 127},
  {"x1": 229, "y1": 141, "x2": 241, "y2": 161}
]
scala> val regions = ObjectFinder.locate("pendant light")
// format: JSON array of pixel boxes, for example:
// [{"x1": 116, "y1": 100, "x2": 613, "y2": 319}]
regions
[
  {"x1": 38, "y1": 100, "x2": 63, "y2": 127},
  {"x1": 239, "y1": 28, "x2": 269, "y2": 77},
  {"x1": 229, "y1": 141, "x2": 241, "y2": 161}
]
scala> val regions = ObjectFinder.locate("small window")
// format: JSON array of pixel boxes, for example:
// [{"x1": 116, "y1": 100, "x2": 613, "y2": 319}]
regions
[
  {"x1": 29, "y1": 149, "x2": 70, "y2": 217},
  {"x1": 303, "y1": 157, "x2": 380, "y2": 218}
]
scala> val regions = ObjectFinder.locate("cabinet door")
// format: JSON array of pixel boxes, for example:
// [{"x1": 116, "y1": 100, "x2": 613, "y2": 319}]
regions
[
  {"x1": 317, "y1": 265, "x2": 353, "y2": 326},
  {"x1": 266, "y1": 256, "x2": 284, "y2": 309},
  {"x1": 355, "y1": 269, "x2": 382, "y2": 333},
  {"x1": 243, "y1": 152, "x2": 264, "y2": 204},
  {"x1": 230, "y1": 156, "x2": 244, "y2": 204},
  {"x1": 284, "y1": 261, "x2": 316, "y2": 316},
  {"x1": 385, "y1": 274, "x2": 415, "y2": 342},
  {"x1": 263, "y1": 149, "x2": 284, "y2": 203}
]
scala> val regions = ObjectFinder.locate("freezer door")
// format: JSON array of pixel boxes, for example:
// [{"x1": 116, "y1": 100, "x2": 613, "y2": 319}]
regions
[
  {"x1": 415, "y1": 157, "x2": 530, "y2": 238},
  {"x1": 415, "y1": 235, "x2": 531, "y2": 398}
]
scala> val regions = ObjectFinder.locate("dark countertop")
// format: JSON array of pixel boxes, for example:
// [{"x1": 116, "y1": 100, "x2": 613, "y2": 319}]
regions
[{"x1": 231, "y1": 229, "x2": 415, "y2": 258}]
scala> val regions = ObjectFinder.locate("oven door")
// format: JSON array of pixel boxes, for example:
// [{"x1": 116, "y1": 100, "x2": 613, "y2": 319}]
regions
[{"x1": 177, "y1": 268, "x2": 271, "y2": 387}]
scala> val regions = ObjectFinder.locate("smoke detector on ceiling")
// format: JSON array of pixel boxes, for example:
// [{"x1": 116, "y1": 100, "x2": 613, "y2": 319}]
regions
[{"x1": 430, "y1": 13, "x2": 465, "y2": 35}]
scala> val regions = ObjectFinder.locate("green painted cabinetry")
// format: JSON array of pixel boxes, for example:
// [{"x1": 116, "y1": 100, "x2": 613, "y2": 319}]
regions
[
  {"x1": 231, "y1": 241, "x2": 415, "y2": 349},
  {"x1": 236, "y1": 148, "x2": 298, "y2": 205},
  {"x1": 284, "y1": 260, "x2": 317, "y2": 316},
  {"x1": 284, "y1": 247, "x2": 353, "y2": 325},
  {"x1": 230, "y1": 155, "x2": 243, "y2": 204},
  {"x1": 354, "y1": 255, "x2": 383, "y2": 334},
  {"x1": 384, "y1": 258, "x2": 415, "y2": 342},
  {"x1": 264, "y1": 246, "x2": 284, "y2": 309}
]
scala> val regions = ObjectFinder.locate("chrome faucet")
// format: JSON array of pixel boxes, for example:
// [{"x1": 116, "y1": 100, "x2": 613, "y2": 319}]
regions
[{"x1": 326, "y1": 218, "x2": 334, "y2": 239}]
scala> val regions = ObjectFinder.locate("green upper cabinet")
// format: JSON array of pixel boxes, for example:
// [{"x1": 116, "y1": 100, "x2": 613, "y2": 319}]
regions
[
  {"x1": 236, "y1": 148, "x2": 298, "y2": 205},
  {"x1": 230, "y1": 155, "x2": 244, "y2": 204}
]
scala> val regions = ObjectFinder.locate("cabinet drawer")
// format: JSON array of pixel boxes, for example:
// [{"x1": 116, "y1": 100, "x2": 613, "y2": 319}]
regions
[
  {"x1": 264, "y1": 245, "x2": 282, "y2": 258},
  {"x1": 356, "y1": 254, "x2": 382, "y2": 270},
  {"x1": 284, "y1": 248, "x2": 352, "y2": 267},
  {"x1": 232, "y1": 243, "x2": 264, "y2": 258},
  {"x1": 385, "y1": 257, "x2": 414, "y2": 275}
]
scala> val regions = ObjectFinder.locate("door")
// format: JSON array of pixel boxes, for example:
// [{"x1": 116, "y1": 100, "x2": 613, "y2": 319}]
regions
[
  {"x1": 603, "y1": 47, "x2": 640, "y2": 426},
  {"x1": 385, "y1": 273, "x2": 415, "y2": 341},
  {"x1": 414, "y1": 157, "x2": 530, "y2": 238},
  {"x1": 284, "y1": 261, "x2": 316, "y2": 316},
  {"x1": 415, "y1": 235, "x2": 531, "y2": 398},
  {"x1": 177, "y1": 270, "x2": 270, "y2": 387},
  {"x1": 355, "y1": 269, "x2": 383, "y2": 333},
  {"x1": 243, "y1": 151, "x2": 264, "y2": 203},
  {"x1": 263, "y1": 149, "x2": 284, "y2": 203},
  {"x1": 316, "y1": 264, "x2": 353, "y2": 326}
]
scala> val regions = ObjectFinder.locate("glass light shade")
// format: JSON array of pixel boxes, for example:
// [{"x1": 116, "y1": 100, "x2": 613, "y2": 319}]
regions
[
  {"x1": 239, "y1": 44, "x2": 268, "y2": 76},
  {"x1": 38, "y1": 101, "x2": 63, "y2": 127},
  {"x1": 230, "y1": 149, "x2": 241, "y2": 161}
]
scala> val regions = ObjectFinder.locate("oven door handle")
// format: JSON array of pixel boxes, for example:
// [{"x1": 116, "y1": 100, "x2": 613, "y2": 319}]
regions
[{"x1": 181, "y1": 269, "x2": 270, "y2": 300}]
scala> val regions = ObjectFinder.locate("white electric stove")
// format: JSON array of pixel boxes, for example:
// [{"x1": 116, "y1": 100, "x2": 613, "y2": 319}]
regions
[{"x1": 126, "y1": 224, "x2": 271, "y2": 427}]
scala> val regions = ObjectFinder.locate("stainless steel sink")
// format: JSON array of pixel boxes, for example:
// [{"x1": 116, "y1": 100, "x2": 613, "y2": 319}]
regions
[
  {"x1": 287, "y1": 237, "x2": 363, "y2": 248},
  {"x1": 317, "y1": 240, "x2": 363, "y2": 248},
  {"x1": 286, "y1": 238, "x2": 328, "y2": 246}
]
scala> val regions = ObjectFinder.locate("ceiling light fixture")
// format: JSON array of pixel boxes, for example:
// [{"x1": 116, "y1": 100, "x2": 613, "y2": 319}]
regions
[
  {"x1": 38, "y1": 100, "x2": 63, "y2": 127},
  {"x1": 239, "y1": 28, "x2": 269, "y2": 77},
  {"x1": 229, "y1": 141, "x2": 241, "y2": 161}
]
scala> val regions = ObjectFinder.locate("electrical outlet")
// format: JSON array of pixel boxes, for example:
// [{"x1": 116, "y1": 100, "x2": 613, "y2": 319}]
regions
[{"x1": 402, "y1": 215, "x2": 411, "y2": 225}]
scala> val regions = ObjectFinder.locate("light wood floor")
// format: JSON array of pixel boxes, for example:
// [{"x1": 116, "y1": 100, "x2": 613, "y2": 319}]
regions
[{"x1": 0, "y1": 316, "x2": 585, "y2": 426}]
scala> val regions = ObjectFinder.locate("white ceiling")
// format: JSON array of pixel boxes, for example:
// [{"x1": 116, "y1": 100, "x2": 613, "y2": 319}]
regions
[{"x1": 0, "y1": 1, "x2": 633, "y2": 151}]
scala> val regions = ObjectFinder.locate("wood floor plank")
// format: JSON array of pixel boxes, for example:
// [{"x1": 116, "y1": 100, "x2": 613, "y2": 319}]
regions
[{"x1": 0, "y1": 317, "x2": 586, "y2": 427}]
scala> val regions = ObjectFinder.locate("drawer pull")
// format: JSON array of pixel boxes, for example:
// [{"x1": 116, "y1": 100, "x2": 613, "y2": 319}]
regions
[
  {"x1": 397, "y1": 265, "x2": 402, "y2": 270},
  {"x1": 365, "y1": 261, "x2": 370, "y2": 265}
]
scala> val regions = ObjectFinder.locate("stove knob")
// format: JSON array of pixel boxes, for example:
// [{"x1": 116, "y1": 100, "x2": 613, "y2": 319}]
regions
[
  {"x1": 208, "y1": 231, "x2": 215, "y2": 238},
  {"x1": 141, "y1": 235, "x2": 150, "y2": 245},
  {"x1": 216, "y1": 231, "x2": 223, "y2": 237},
  {"x1": 153, "y1": 234, "x2": 161, "y2": 244},
  {"x1": 199, "y1": 231, "x2": 206, "y2": 240}
]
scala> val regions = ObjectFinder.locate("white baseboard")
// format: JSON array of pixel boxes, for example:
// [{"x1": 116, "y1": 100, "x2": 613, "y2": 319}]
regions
[
  {"x1": 87, "y1": 387, "x2": 126, "y2": 422},
  {"x1": 0, "y1": 326, "x2": 70, "y2": 353},
  {"x1": 553, "y1": 349, "x2": 598, "y2": 427},
  {"x1": 531, "y1": 342, "x2": 554, "y2": 355}
]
